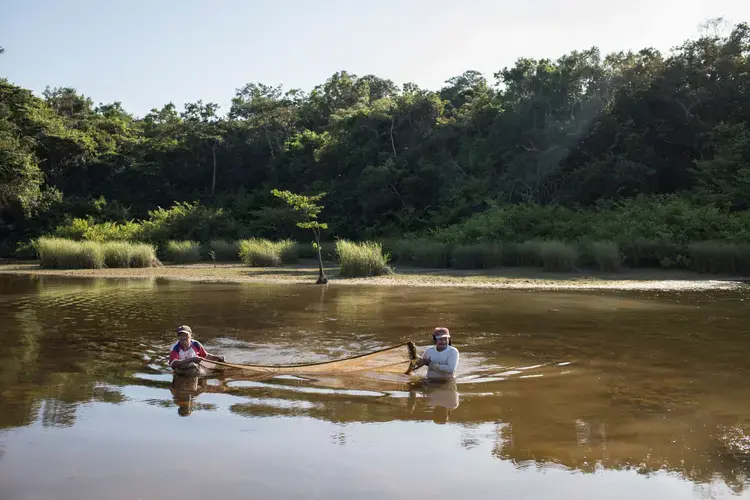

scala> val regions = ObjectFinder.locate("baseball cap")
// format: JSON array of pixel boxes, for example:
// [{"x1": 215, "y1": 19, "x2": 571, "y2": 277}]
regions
[
  {"x1": 176, "y1": 325, "x2": 193, "y2": 335},
  {"x1": 433, "y1": 327, "x2": 450, "y2": 338}
]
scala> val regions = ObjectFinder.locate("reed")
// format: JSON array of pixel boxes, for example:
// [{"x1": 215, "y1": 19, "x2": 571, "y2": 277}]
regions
[
  {"x1": 588, "y1": 241, "x2": 622, "y2": 272},
  {"x1": 38, "y1": 237, "x2": 104, "y2": 269},
  {"x1": 165, "y1": 240, "x2": 202, "y2": 264},
  {"x1": 538, "y1": 240, "x2": 579, "y2": 272},
  {"x1": 451, "y1": 243, "x2": 504, "y2": 269},
  {"x1": 205, "y1": 240, "x2": 239, "y2": 261},
  {"x1": 383, "y1": 238, "x2": 451, "y2": 268},
  {"x1": 238, "y1": 238, "x2": 298, "y2": 267},
  {"x1": 37, "y1": 238, "x2": 154, "y2": 269},
  {"x1": 336, "y1": 240, "x2": 393, "y2": 277},
  {"x1": 688, "y1": 241, "x2": 750, "y2": 275}
]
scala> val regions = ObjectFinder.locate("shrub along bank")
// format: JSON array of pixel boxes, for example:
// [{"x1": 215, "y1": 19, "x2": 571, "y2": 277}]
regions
[
  {"x1": 26, "y1": 235, "x2": 750, "y2": 276},
  {"x1": 12, "y1": 197, "x2": 750, "y2": 275}
]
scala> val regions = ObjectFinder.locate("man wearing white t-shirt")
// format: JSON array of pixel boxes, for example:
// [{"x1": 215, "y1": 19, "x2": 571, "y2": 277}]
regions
[{"x1": 414, "y1": 327, "x2": 459, "y2": 379}]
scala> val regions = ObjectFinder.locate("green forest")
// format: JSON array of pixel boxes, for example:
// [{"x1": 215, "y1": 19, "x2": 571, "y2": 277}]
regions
[{"x1": 2, "y1": 22, "x2": 750, "y2": 272}]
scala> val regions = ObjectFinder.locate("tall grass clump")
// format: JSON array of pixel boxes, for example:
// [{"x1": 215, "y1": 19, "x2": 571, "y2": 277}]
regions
[
  {"x1": 101, "y1": 241, "x2": 157, "y2": 268},
  {"x1": 515, "y1": 240, "x2": 543, "y2": 267},
  {"x1": 38, "y1": 237, "x2": 105, "y2": 269},
  {"x1": 238, "y1": 239, "x2": 297, "y2": 267},
  {"x1": 538, "y1": 241, "x2": 579, "y2": 272},
  {"x1": 102, "y1": 241, "x2": 132, "y2": 268},
  {"x1": 381, "y1": 239, "x2": 414, "y2": 264},
  {"x1": 164, "y1": 240, "x2": 202, "y2": 264},
  {"x1": 128, "y1": 243, "x2": 157, "y2": 268},
  {"x1": 586, "y1": 241, "x2": 622, "y2": 272},
  {"x1": 205, "y1": 240, "x2": 239, "y2": 261},
  {"x1": 384, "y1": 239, "x2": 450, "y2": 268},
  {"x1": 336, "y1": 240, "x2": 392, "y2": 277},
  {"x1": 619, "y1": 239, "x2": 687, "y2": 269},
  {"x1": 278, "y1": 239, "x2": 299, "y2": 264},
  {"x1": 687, "y1": 242, "x2": 750, "y2": 275},
  {"x1": 411, "y1": 240, "x2": 451, "y2": 268},
  {"x1": 451, "y1": 243, "x2": 504, "y2": 269}
]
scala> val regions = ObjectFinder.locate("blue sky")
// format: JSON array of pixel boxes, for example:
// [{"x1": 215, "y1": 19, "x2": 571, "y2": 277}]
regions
[{"x1": 2, "y1": 0, "x2": 749, "y2": 117}]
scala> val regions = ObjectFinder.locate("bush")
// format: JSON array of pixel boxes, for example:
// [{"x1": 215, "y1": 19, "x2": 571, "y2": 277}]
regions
[
  {"x1": 15, "y1": 240, "x2": 39, "y2": 260},
  {"x1": 165, "y1": 240, "x2": 201, "y2": 264},
  {"x1": 451, "y1": 243, "x2": 504, "y2": 269},
  {"x1": 0, "y1": 240, "x2": 13, "y2": 258},
  {"x1": 204, "y1": 240, "x2": 239, "y2": 261},
  {"x1": 238, "y1": 239, "x2": 297, "y2": 267},
  {"x1": 336, "y1": 240, "x2": 392, "y2": 277},
  {"x1": 53, "y1": 217, "x2": 141, "y2": 242},
  {"x1": 430, "y1": 196, "x2": 750, "y2": 246},
  {"x1": 139, "y1": 201, "x2": 246, "y2": 244},
  {"x1": 38, "y1": 237, "x2": 104, "y2": 269},
  {"x1": 49, "y1": 201, "x2": 250, "y2": 247}
]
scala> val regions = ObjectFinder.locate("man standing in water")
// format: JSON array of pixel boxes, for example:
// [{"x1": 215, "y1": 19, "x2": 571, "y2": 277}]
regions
[
  {"x1": 413, "y1": 327, "x2": 459, "y2": 379},
  {"x1": 168, "y1": 325, "x2": 225, "y2": 373}
]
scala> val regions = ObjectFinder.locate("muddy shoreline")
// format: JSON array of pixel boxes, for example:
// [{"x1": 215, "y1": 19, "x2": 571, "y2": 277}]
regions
[{"x1": 1, "y1": 261, "x2": 747, "y2": 291}]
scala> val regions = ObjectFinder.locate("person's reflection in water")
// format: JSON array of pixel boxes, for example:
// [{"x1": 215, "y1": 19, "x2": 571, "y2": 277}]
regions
[
  {"x1": 408, "y1": 379, "x2": 460, "y2": 424},
  {"x1": 170, "y1": 375, "x2": 208, "y2": 417}
]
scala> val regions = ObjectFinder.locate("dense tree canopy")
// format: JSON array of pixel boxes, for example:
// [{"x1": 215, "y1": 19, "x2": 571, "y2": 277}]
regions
[{"x1": 1, "y1": 22, "x2": 750, "y2": 248}]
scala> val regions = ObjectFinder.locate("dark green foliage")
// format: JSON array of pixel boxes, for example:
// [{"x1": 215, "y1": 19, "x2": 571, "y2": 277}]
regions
[{"x1": 3, "y1": 22, "x2": 750, "y2": 277}]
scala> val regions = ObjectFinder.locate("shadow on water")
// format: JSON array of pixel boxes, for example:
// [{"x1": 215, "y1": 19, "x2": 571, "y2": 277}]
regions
[{"x1": 1, "y1": 275, "x2": 750, "y2": 497}]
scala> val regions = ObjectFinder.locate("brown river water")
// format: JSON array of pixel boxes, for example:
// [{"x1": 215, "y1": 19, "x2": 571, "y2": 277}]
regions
[{"x1": 1, "y1": 274, "x2": 750, "y2": 499}]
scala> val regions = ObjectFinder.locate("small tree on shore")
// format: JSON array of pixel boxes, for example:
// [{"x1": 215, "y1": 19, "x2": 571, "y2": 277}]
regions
[{"x1": 271, "y1": 188, "x2": 329, "y2": 284}]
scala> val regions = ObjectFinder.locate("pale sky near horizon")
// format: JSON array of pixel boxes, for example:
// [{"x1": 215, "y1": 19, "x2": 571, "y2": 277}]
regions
[{"x1": 2, "y1": 0, "x2": 749, "y2": 117}]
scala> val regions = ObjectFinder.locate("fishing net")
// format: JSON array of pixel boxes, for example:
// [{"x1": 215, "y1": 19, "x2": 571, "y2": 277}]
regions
[{"x1": 196, "y1": 341, "x2": 418, "y2": 375}]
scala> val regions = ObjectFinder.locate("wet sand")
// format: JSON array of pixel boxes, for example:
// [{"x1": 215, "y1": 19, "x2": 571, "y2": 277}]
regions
[{"x1": 0, "y1": 261, "x2": 746, "y2": 290}]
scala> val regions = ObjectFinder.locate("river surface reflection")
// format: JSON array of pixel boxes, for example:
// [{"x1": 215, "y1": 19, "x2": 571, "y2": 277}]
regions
[{"x1": 1, "y1": 275, "x2": 750, "y2": 499}]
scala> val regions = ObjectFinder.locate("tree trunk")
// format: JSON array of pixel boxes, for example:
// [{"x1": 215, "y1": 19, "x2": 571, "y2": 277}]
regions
[
  {"x1": 313, "y1": 228, "x2": 328, "y2": 285},
  {"x1": 211, "y1": 144, "x2": 217, "y2": 195}
]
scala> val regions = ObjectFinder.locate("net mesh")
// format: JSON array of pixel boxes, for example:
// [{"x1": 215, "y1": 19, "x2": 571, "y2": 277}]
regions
[{"x1": 198, "y1": 342, "x2": 418, "y2": 375}]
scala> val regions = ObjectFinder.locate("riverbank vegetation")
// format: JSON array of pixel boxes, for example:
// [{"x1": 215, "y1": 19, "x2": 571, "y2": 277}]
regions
[
  {"x1": 23, "y1": 234, "x2": 750, "y2": 276},
  {"x1": 238, "y1": 238, "x2": 297, "y2": 267},
  {"x1": 37, "y1": 237, "x2": 156, "y2": 269},
  {"x1": 336, "y1": 240, "x2": 392, "y2": 277},
  {"x1": 3, "y1": 21, "x2": 750, "y2": 276}
]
